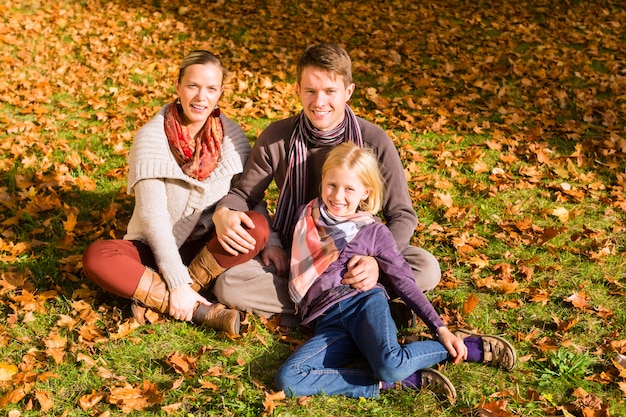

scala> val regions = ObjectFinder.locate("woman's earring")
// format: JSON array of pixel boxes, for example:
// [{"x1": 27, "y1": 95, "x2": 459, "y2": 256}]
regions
[{"x1": 176, "y1": 97, "x2": 181, "y2": 104}]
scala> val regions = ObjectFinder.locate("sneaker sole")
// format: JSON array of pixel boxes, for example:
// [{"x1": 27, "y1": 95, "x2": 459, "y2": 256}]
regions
[
  {"x1": 453, "y1": 329, "x2": 517, "y2": 370},
  {"x1": 420, "y1": 368, "x2": 457, "y2": 402}
]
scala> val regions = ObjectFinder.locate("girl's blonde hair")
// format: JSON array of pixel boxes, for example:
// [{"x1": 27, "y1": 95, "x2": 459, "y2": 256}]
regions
[{"x1": 321, "y1": 143, "x2": 384, "y2": 214}]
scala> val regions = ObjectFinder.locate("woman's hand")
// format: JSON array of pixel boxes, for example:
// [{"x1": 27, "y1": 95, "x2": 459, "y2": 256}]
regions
[
  {"x1": 168, "y1": 285, "x2": 210, "y2": 322},
  {"x1": 213, "y1": 207, "x2": 257, "y2": 255},
  {"x1": 436, "y1": 326, "x2": 467, "y2": 364},
  {"x1": 341, "y1": 255, "x2": 379, "y2": 291}
]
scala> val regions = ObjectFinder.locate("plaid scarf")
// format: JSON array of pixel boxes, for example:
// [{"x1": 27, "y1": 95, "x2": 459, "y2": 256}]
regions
[
  {"x1": 288, "y1": 198, "x2": 375, "y2": 304},
  {"x1": 164, "y1": 102, "x2": 223, "y2": 181},
  {"x1": 273, "y1": 105, "x2": 364, "y2": 246}
]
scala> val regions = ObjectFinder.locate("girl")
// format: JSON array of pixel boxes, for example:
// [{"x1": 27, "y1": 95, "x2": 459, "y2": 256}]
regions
[{"x1": 275, "y1": 143, "x2": 516, "y2": 400}]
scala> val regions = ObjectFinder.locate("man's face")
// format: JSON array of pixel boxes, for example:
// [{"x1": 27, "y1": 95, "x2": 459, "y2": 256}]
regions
[{"x1": 296, "y1": 66, "x2": 355, "y2": 132}]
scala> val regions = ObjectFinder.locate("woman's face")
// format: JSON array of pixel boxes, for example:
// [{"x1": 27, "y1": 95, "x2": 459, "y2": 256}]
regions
[{"x1": 175, "y1": 63, "x2": 224, "y2": 134}]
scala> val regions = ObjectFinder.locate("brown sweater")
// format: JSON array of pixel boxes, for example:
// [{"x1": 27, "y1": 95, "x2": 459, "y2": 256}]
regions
[{"x1": 217, "y1": 115, "x2": 417, "y2": 250}]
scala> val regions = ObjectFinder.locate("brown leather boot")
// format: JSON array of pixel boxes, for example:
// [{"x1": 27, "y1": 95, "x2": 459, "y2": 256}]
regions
[
  {"x1": 192, "y1": 303, "x2": 240, "y2": 335},
  {"x1": 131, "y1": 268, "x2": 240, "y2": 335},
  {"x1": 188, "y1": 246, "x2": 226, "y2": 291},
  {"x1": 131, "y1": 268, "x2": 169, "y2": 324}
]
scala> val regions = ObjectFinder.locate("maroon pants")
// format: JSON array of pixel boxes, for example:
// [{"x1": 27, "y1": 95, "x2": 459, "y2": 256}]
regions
[{"x1": 82, "y1": 211, "x2": 269, "y2": 298}]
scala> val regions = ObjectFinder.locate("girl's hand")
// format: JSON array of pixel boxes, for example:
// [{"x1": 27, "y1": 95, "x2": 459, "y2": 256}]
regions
[
  {"x1": 168, "y1": 285, "x2": 210, "y2": 321},
  {"x1": 436, "y1": 326, "x2": 468, "y2": 364}
]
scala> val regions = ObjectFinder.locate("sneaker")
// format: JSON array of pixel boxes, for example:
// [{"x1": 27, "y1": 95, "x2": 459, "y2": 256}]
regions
[
  {"x1": 454, "y1": 329, "x2": 517, "y2": 370},
  {"x1": 420, "y1": 368, "x2": 457, "y2": 402},
  {"x1": 388, "y1": 298, "x2": 418, "y2": 329}
]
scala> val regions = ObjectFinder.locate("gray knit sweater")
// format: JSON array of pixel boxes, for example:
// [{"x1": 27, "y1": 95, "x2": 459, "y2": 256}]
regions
[{"x1": 124, "y1": 104, "x2": 250, "y2": 290}]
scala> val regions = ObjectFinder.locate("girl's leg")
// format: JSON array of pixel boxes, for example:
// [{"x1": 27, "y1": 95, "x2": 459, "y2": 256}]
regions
[
  {"x1": 275, "y1": 306, "x2": 380, "y2": 398},
  {"x1": 82, "y1": 239, "x2": 154, "y2": 298},
  {"x1": 349, "y1": 289, "x2": 450, "y2": 384}
]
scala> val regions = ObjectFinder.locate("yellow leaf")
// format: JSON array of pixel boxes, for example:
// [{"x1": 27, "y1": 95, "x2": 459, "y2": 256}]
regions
[
  {"x1": 0, "y1": 363, "x2": 18, "y2": 382},
  {"x1": 63, "y1": 212, "x2": 77, "y2": 233},
  {"x1": 473, "y1": 160, "x2": 489, "y2": 173},
  {"x1": 551, "y1": 207, "x2": 570, "y2": 223}
]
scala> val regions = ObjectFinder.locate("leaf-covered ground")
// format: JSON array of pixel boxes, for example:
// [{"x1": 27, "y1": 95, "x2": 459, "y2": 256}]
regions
[{"x1": 0, "y1": 0, "x2": 625, "y2": 416}]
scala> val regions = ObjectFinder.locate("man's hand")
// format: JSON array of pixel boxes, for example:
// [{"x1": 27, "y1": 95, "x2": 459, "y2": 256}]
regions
[
  {"x1": 436, "y1": 326, "x2": 467, "y2": 364},
  {"x1": 213, "y1": 206, "x2": 257, "y2": 255},
  {"x1": 341, "y1": 255, "x2": 379, "y2": 291},
  {"x1": 261, "y1": 245, "x2": 289, "y2": 277},
  {"x1": 169, "y1": 285, "x2": 210, "y2": 322}
]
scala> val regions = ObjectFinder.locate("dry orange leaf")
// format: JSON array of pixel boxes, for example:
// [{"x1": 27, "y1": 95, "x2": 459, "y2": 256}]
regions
[
  {"x1": 463, "y1": 293, "x2": 480, "y2": 315},
  {"x1": 263, "y1": 391, "x2": 286, "y2": 416},
  {"x1": 34, "y1": 390, "x2": 54, "y2": 412},
  {"x1": 110, "y1": 319, "x2": 141, "y2": 341},
  {"x1": 553, "y1": 316, "x2": 580, "y2": 332},
  {"x1": 161, "y1": 402, "x2": 183, "y2": 415},
  {"x1": 476, "y1": 399, "x2": 516, "y2": 417},
  {"x1": 108, "y1": 381, "x2": 163, "y2": 414},
  {"x1": 565, "y1": 292, "x2": 590, "y2": 310},
  {"x1": 166, "y1": 352, "x2": 198, "y2": 375},
  {"x1": 0, "y1": 388, "x2": 28, "y2": 407},
  {"x1": 198, "y1": 379, "x2": 219, "y2": 391}
]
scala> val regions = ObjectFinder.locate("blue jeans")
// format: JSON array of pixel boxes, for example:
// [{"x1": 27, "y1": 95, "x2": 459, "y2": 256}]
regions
[{"x1": 274, "y1": 288, "x2": 450, "y2": 398}]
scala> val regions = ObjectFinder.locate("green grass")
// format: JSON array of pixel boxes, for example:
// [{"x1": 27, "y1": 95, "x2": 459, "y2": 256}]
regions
[{"x1": 1, "y1": 0, "x2": 625, "y2": 415}]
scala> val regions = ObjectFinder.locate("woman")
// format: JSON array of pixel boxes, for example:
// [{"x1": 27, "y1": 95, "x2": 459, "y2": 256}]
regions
[{"x1": 83, "y1": 50, "x2": 268, "y2": 335}]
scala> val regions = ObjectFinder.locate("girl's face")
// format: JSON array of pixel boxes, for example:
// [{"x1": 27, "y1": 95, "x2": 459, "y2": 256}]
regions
[
  {"x1": 296, "y1": 66, "x2": 355, "y2": 132},
  {"x1": 175, "y1": 62, "x2": 223, "y2": 136},
  {"x1": 320, "y1": 166, "x2": 370, "y2": 217}
]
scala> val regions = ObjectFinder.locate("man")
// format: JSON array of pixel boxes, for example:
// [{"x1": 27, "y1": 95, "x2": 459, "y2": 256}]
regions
[{"x1": 212, "y1": 43, "x2": 441, "y2": 321}]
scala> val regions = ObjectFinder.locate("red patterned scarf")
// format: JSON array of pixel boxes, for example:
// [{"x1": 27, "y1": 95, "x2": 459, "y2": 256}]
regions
[
  {"x1": 164, "y1": 102, "x2": 223, "y2": 181},
  {"x1": 289, "y1": 197, "x2": 375, "y2": 304},
  {"x1": 273, "y1": 105, "x2": 364, "y2": 247}
]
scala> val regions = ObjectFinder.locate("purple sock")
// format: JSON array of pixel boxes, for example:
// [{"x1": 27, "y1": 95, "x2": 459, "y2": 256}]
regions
[
  {"x1": 381, "y1": 371, "x2": 422, "y2": 390},
  {"x1": 464, "y1": 336, "x2": 484, "y2": 363}
]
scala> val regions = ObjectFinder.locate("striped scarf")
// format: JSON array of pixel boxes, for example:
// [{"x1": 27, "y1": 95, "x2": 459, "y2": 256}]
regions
[
  {"x1": 273, "y1": 105, "x2": 364, "y2": 247},
  {"x1": 164, "y1": 102, "x2": 223, "y2": 181},
  {"x1": 288, "y1": 198, "x2": 375, "y2": 304}
]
